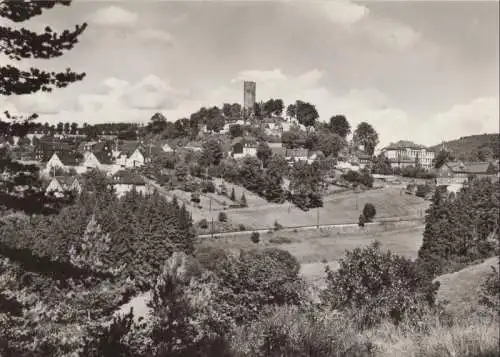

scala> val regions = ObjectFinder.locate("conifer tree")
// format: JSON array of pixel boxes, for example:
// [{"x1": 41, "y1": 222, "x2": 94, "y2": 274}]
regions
[
  {"x1": 230, "y1": 187, "x2": 236, "y2": 201},
  {"x1": 240, "y1": 192, "x2": 247, "y2": 207},
  {"x1": 0, "y1": 0, "x2": 87, "y2": 136}
]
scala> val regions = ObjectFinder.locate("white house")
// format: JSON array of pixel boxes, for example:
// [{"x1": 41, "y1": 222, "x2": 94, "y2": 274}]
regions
[
  {"x1": 78, "y1": 151, "x2": 102, "y2": 173},
  {"x1": 45, "y1": 176, "x2": 82, "y2": 197},
  {"x1": 111, "y1": 170, "x2": 150, "y2": 198},
  {"x1": 45, "y1": 153, "x2": 66, "y2": 173},
  {"x1": 232, "y1": 137, "x2": 258, "y2": 159},
  {"x1": 381, "y1": 141, "x2": 435, "y2": 169},
  {"x1": 126, "y1": 148, "x2": 145, "y2": 168}
]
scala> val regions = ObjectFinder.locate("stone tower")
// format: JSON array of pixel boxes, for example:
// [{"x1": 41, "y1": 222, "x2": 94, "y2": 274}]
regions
[{"x1": 243, "y1": 81, "x2": 256, "y2": 111}]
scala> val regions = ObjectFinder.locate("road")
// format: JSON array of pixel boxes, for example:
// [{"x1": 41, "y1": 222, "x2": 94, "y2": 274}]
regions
[{"x1": 196, "y1": 216, "x2": 424, "y2": 238}]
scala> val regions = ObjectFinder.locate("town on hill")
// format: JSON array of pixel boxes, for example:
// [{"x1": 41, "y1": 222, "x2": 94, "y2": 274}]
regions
[{"x1": 0, "y1": 1, "x2": 498, "y2": 356}]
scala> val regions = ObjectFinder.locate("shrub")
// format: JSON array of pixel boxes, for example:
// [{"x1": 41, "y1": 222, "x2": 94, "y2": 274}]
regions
[
  {"x1": 274, "y1": 220, "x2": 283, "y2": 231},
  {"x1": 230, "y1": 188, "x2": 236, "y2": 201},
  {"x1": 251, "y1": 232, "x2": 260, "y2": 244},
  {"x1": 479, "y1": 265, "x2": 500, "y2": 310},
  {"x1": 362, "y1": 203, "x2": 376, "y2": 222},
  {"x1": 190, "y1": 192, "x2": 200, "y2": 203},
  {"x1": 201, "y1": 180, "x2": 215, "y2": 193},
  {"x1": 198, "y1": 219, "x2": 209, "y2": 229},
  {"x1": 321, "y1": 242, "x2": 439, "y2": 329},
  {"x1": 415, "y1": 184, "x2": 432, "y2": 198},
  {"x1": 358, "y1": 214, "x2": 366, "y2": 227},
  {"x1": 238, "y1": 224, "x2": 246, "y2": 231},
  {"x1": 218, "y1": 212, "x2": 228, "y2": 222}
]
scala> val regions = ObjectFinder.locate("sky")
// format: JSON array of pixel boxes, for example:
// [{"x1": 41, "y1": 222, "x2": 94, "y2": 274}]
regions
[{"x1": 1, "y1": 0, "x2": 498, "y2": 148}]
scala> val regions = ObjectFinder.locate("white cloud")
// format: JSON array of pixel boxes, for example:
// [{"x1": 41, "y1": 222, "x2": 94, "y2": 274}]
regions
[
  {"x1": 137, "y1": 28, "x2": 173, "y2": 43},
  {"x1": 232, "y1": 69, "x2": 288, "y2": 83},
  {"x1": 323, "y1": 0, "x2": 369, "y2": 27},
  {"x1": 90, "y1": 6, "x2": 138, "y2": 27}
]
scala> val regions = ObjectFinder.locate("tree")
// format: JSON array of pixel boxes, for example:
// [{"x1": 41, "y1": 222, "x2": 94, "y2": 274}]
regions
[
  {"x1": 353, "y1": 122, "x2": 379, "y2": 156},
  {"x1": 286, "y1": 104, "x2": 296, "y2": 120},
  {"x1": 222, "y1": 103, "x2": 232, "y2": 117},
  {"x1": 230, "y1": 187, "x2": 235, "y2": 201},
  {"x1": 372, "y1": 153, "x2": 393, "y2": 175},
  {"x1": 322, "y1": 242, "x2": 439, "y2": 328},
  {"x1": 56, "y1": 122, "x2": 64, "y2": 134},
  {"x1": 256, "y1": 142, "x2": 272, "y2": 168},
  {"x1": 230, "y1": 103, "x2": 242, "y2": 119},
  {"x1": 70, "y1": 122, "x2": 78, "y2": 135},
  {"x1": 314, "y1": 132, "x2": 345, "y2": 157},
  {"x1": 486, "y1": 162, "x2": 498, "y2": 174},
  {"x1": 63, "y1": 122, "x2": 70, "y2": 134},
  {"x1": 229, "y1": 124, "x2": 243, "y2": 138},
  {"x1": 267, "y1": 154, "x2": 289, "y2": 178},
  {"x1": 329, "y1": 115, "x2": 351, "y2": 139},
  {"x1": 218, "y1": 212, "x2": 227, "y2": 222},
  {"x1": 295, "y1": 100, "x2": 319, "y2": 130},
  {"x1": 205, "y1": 107, "x2": 225, "y2": 133},
  {"x1": 199, "y1": 139, "x2": 223, "y2": 167},
  {"x1": 148, "y1": 112, "x2": 168, "y2": 134},
  {"x1": 0, "y1": 1, "x2": 87, "y2": 137},
  {"x1": 240, "y1": 192, "x2": 247, "y2": 207},
  {"x1": 433, "y1": 149, "x2": 451, "y2": 169},
  {"x1": 281, "y1": 130, "x2": 304, "y2": 149},
  {"x1": 362, "y1": 203, "x2": 376, "y2": 222}
]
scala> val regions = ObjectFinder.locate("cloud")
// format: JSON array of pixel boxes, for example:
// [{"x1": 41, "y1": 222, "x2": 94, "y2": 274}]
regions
[
  {"x1": 232, "y1": 69, "x2": 288, "y2": 83},
  {"x1": 323, "y1": 0, "x2": 369, "y2": 27},
  {"x1": 137, "y1": 28, "x2": 174, "y2": 43},
  {"x1": 90, "y1": 6, "x2": 138, "y2": 27}
]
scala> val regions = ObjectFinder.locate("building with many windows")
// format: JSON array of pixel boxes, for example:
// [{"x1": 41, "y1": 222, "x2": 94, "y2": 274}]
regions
[{"x1": 381, "y1": 140, "x2": 435, "y2": 169}]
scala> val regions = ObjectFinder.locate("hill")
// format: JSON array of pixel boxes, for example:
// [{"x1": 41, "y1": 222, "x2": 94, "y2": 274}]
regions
[
  {"x1": 430, "y1": 134, "x2": 499, "y2": 161},
  {"x1": 434, "y1": 256, "x2": 499, "y2": 316}
]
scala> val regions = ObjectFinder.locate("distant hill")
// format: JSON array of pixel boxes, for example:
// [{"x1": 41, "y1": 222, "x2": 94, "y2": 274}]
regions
[{"x1": 430, "y1": 134, "x2": 499, "y2": 161}]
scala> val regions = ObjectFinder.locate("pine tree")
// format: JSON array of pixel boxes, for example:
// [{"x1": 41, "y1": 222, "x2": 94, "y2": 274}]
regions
[
  {"x1": 230, "y1": 187, "x2": 236, "y2": 201},
  {"x1": 240, "y1": 192, "x2": 247, "y2": 207},
  {"x1": 0, "y1": 0, "x2": 87, "y2": 136},
  {"x1": 69, "y1": 214, "x2": 122, "y2": 276}
]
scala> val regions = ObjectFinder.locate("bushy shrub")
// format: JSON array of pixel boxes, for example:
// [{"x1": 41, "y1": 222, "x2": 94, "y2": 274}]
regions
[
  {"x1": 322, "y1": 242, "x2": 439, "y2": 329},
  {"x1": 190, "y1": 192, "x2": 200, "y2": 203},
  {"x1": 274, "y1": 220, "x2": 283, "y2": 231},
  {"x1": 251, "y1": 232, "x2": 260, "y2": 244},
  {"x1": 479, "y1": 265, "x2": 500, "y2": 310},
  {"x1": 238, "y1": 224, "x2": 246, "y2": 231},
  {"x1": 199, "y1": 219, "x2": 209, "y2": 229},
  {"x1": 358, "y1": 214, "x2": 366, "y2": 227},
  {"x1": 362, "y1": 203, "x2": 376, "y2": 222},
  {"x1": 218, "y1": 212, "x2": 228, "y2": 222},
  {"x1": 240, "y1": 193, "x2": 247, "y2": 207},
  {"x1": 415, "y1": 184, "x2": 432, "y2": 198},
  {"x1": 201, "y1": 180, "x2": 215, "y2": 193}
]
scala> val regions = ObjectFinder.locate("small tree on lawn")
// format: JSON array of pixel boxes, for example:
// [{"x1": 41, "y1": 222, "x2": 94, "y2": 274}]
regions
[
  {"x1": 251, "y1": 232, "x2": 260, "y2": 244},
  {"x1": 240, "y1": 192, "x2": 247, "y2": 207},
  {"x1": 218, "y1": 212, "x2": 228, "y2": 222},
  {"x1": 362, "y1": 203, "x2": 376, "y2": 222},
  {"x1": 358, "y1": 214, "x2": 366, "y2": 227},
  {"x1": 230, "y1": 187, "x2": 236, "y2": 201}
]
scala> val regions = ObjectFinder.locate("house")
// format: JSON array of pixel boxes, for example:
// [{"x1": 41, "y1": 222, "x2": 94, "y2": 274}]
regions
[
  {"x1": 78, "y1": 151, "x2": 102, "y2": 173},
  {"x1": 114, "y1": 141, "x2": 146, "y2": 168},
  {"x1": 45, "y1": 176, "x2": 82, "y2": 197},
  {"x1": 232, "y1": 137, "x2": 258, "y2": 159},
  {"x1": 111, "y1": 170, "x2": 150, "y2": 197},
  {"x1": 43, "y1": 152, "x2": 81, "y2": 176},
  {"x1": 285, "y1": 148, "x2": 309, "y2": 162},
  {"x1": 381, "y1": 140, "x2": 435, "y2": 169},
  {"x1": 436, "y1": 161, "x2": 496, "y2": 187}
]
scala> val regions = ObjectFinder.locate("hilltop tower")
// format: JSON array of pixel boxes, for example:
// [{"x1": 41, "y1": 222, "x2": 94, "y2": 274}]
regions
[{"x1": 243, "y1": 81, "x2": 256, "y2": 112}]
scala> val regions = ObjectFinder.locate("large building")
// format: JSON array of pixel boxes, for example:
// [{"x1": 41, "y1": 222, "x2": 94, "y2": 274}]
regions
[
  {"x1": 381, "y1": 140, "x2": 435, "y2": 169},
  {"x1": 243, "y1": 81, "x2": 256, "y2": 110}
]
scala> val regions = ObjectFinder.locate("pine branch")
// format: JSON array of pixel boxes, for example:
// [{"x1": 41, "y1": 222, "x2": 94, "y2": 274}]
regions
[
  {"x1": 0, "y1": 65, "x2": 85, "y2": 95},
  {"x1": 0, "y1": 0, "x2": 71, "y2": 22},
  {"x1": 0, "y1": 23, "x2": 87, "y2": 60}
]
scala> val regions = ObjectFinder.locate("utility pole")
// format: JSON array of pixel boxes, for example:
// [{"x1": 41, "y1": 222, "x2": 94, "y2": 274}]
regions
[
  {"x1": 316, "y1": 207, "x2": 319, "y2": 229},
  {"x1": 211, "y1": 217, "x2": 214, "y2": 239}
]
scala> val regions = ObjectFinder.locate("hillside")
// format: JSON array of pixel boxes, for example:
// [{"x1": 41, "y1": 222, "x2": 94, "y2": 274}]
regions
[
  {"x1": 434, "y1": 256, "x2": 499, "y2": 316},
  {"x1": 430, "y1": 134, "x2": 499, "y2": 161}
]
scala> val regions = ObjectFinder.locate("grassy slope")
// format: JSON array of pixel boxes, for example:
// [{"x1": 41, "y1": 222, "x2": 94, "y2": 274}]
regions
[{"x1": 435, "y1": 256, "x2": 499, "y2": 316}]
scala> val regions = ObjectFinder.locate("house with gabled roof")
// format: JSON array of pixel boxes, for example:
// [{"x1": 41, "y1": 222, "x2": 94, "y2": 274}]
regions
[
  {"x1": 111, "y1": 169, "x2": 150, "y2": 197},
  {"x1": 45, "y1": 176, "x2": 82, "y2": 197},
  {"x1": 114, "y1": 141, "x2": 146, "y2": 168},
  {"x1": 43, "y1": 152, "x2": 82, "y2": 176}
]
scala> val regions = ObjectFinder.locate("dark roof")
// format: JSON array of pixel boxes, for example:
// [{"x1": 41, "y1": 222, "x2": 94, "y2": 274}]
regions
[
  {"x1": 119, "y1": 140, "x2": 142, "y2": 156},
  {"x1": 384, "y1": 140, "x2": 428, "y2": 151},
  {"x1": 112, "y1": 170, "x2": 145, "y2": 185},
  {"x1": 49, "y1": 151, "x2": 81, "y2": 166},
  {"x1": 270, "y1": 146, "x2": 286, "y2": 156},
  {"x1": 447, "y1": 161, "x2": 491, "y2": 174}
]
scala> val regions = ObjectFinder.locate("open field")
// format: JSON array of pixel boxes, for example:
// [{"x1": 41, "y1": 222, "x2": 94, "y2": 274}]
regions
[
  {"x1": 435, "y1": 256, "x2": 499, "y2": 316},
  {"x1": 219, "y1": 187, "x2": 429, "y2": 229},
  {"x1": 198, "y1": 223, "x2": 425, "y2": 287}
]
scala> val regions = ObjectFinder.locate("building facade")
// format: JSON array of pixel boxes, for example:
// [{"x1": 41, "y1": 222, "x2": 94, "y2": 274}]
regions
[{"x1": 381, "y1": 141, "x2": 435, "y2": 169}]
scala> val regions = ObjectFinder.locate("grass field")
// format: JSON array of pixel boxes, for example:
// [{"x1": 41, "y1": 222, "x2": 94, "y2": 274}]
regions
[
  {"x1": 435, "y1": 256, "x2": 499, "y2": 316},
  {"x1": 219, "y1": 187, "x2": 429, "y2": 229},
  {"x1": 198, "y1": 224, "x2": 425, "y2": 287}
]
